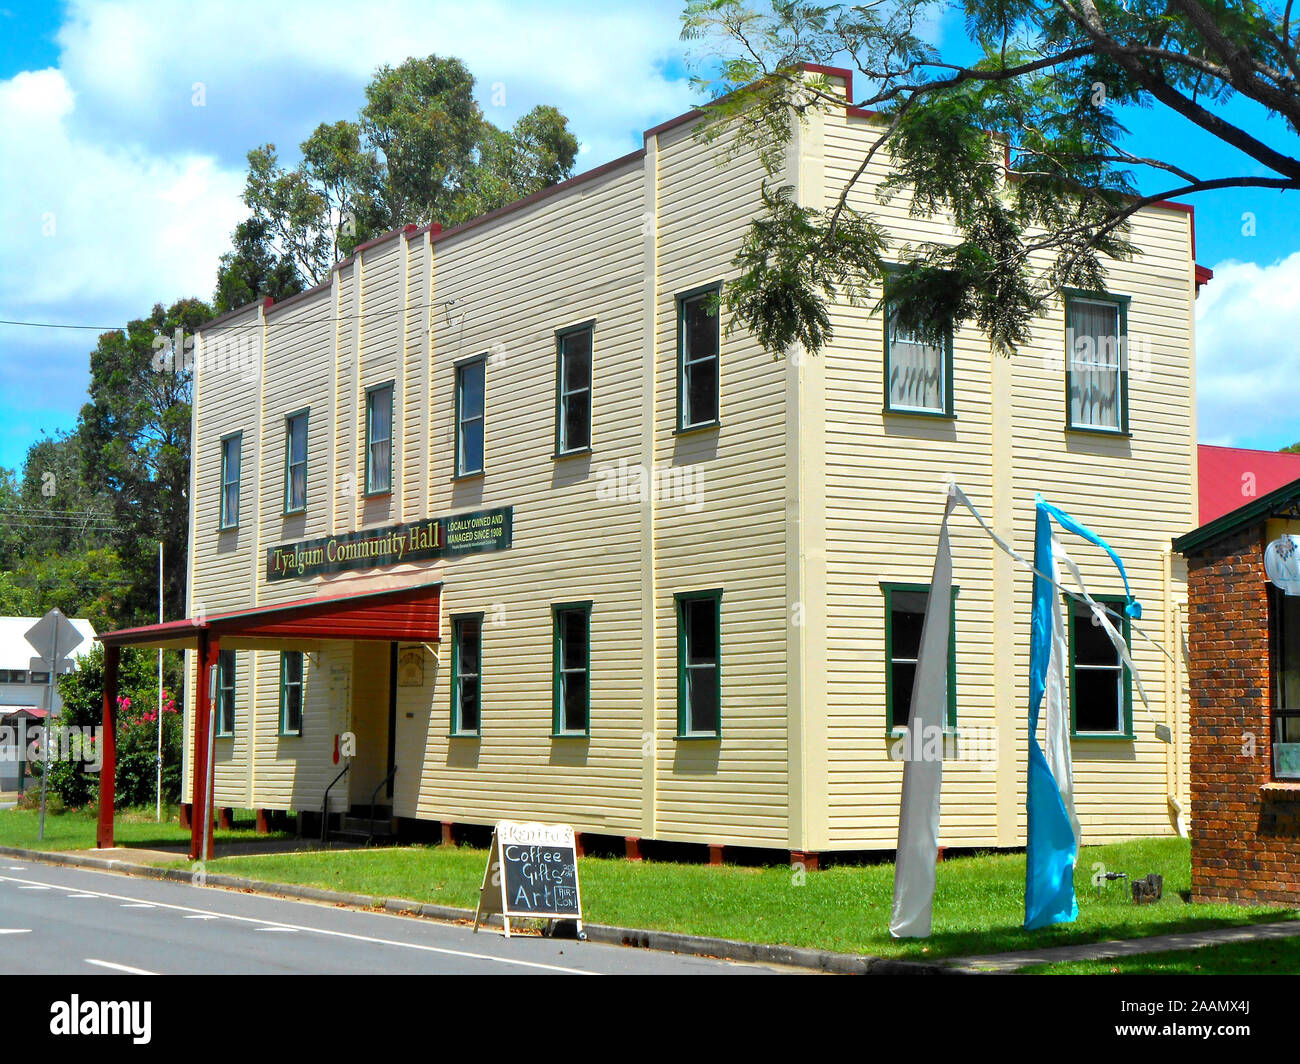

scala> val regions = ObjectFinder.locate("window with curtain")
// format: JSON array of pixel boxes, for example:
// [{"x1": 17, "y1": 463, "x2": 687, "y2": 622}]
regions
[
  {"x1": 886, "y1": 306, "x2": 949, "y2": 414},
  {"x1": 1067, "y1": 297, "x2": 1124, "y2": 431},
  {"x1": 366, "y1": 384, "x2": 393, "y2": 494},
  {"x1": 285, "y1": 410, "x2": 308, "y2": 512}
]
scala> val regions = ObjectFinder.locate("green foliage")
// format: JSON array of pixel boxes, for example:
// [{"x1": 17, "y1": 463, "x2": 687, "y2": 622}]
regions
[
  {"x1": 220, "y1": 54, "x2": 580, "y2": 297},
  {"x1": 214, "y1": 217, "x2": 303, "y2": 314},
  {"x1": 729, "y1": 184, "x2": 885, "y2": 355},
  {"x1": 0, "y1": 430, "x2": 131, "y2": 630},
  {"x1": 681, "y1": 0, "x2": 1300, "y2": 356},
  {"x1": 49, "y1": 643, "x2": 184, "y2": 809},
  {"x1": 77, "y1": 298, "x2": 212, "y2": 626}
]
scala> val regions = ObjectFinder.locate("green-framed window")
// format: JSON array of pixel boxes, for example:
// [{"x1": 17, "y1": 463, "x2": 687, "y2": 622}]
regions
[
  {"x1": 555, "y1": 323, "x2": 593, "y2": 455},
  {"x1": 1269, "y1": 586, "x2": 1300, "y2": 779},
  {"x1": 456, "y1": 358, "x2": 486, "y2": 477},
  {"x1": 284, "y1": 409, "x2": 309, "y2": 513},
  {"x1": 279, "y1": 651, "x2": 304, "y2": 737},
  {"x1": 450, "y1": 614, "x2": 482, "y2": 736},
  {"x1": 676, "y1": 285, "x2": 721, "y2": 431},
  {"x1": 552, "y1": 602, "x2": 592, "y2": 736},
  {"x1": 1068, "y1": 594, "x2": 1133, "y2": 738},
  {"x1": 1064, "y1": 290, "x2": 1130, "y2": 433},
  {"x1": 365, "y1": 382, "x2": 394, "y2": 495},
  {"x1": 215, "y1": 649, "x2": 236, "y2": 737},
  {"x1": 675, "y1": 589, "x2": 721, "y2": 738},
  {"x1": 882, "y1": 582, "x2": 958, "y2": 732},
  {"x1": 883, "y1": 283, "x2": 953, "y2": 416},
  {"x1": 219, "y1": 433, "x2": 241, "y2": 529}
]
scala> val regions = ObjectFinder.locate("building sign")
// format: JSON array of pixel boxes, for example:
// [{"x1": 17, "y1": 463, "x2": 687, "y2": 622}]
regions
[{"x1": 266, "y1": 506, "x2": 513, "y2": 581}]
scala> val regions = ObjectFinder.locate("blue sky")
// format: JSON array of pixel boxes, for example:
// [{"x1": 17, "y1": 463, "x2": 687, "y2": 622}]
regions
[{"x1": 2, "y1": 0, "x2": 1298, "y2": 472}]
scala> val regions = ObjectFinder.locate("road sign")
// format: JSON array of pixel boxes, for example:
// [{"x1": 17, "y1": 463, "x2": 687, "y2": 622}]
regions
[
  {"x1": 23, "y1": 608, "x2": 84, "y2": 843},
  {"x1": 24, "y1": 610, "x2": 84, "y2": 670},
  {"x1": 28, "y1": 657, "x2": 76, "y2": 675}
]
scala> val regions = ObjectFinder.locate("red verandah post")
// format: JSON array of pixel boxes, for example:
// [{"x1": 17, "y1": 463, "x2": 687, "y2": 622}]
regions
[
  {"x1": 96, "y1": 644, "x2": 120, "y2": 849},
  {"x1": 190, "y1": 631, "x2": 218, "y2": 861}
]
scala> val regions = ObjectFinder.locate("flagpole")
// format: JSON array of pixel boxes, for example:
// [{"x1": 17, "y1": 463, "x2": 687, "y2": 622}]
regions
[{"x1": 156, "y1": 540, "x2": 164, "y2": 823}]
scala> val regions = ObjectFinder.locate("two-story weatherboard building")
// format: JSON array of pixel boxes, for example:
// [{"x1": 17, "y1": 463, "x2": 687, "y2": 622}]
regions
[{"x1": 96, "y1": 67, "x2": 1206, "y2": 862}]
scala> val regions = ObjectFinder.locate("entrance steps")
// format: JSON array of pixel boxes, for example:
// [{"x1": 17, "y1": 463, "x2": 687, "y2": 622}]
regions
[{"x1": 327, "y1": 805, "x2": 395, "y2": 846}]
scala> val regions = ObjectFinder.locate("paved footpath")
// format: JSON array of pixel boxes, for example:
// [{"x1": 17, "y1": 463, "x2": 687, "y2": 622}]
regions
[
  {"x1": 0, "y1": 858, "x2": 793, "y2": 975},
  {"x1": 950, "y1": 919, "x2": 1300, "y2": 973}
]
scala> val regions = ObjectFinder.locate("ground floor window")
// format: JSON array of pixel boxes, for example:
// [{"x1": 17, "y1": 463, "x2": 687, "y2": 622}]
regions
[
  {"x1": 451, "y1": 615, "x2": 482, "y2": 736},
  {"x1": 882, "y1": 582, "x2": 958, "y2": 732},
  {"x1": 552, "y1": 602, "x2": 591, "y2": 736},
  {"x1": 279, "y1": 651, "x2": 303, "y2": 737},
  {"x1": 676, "y1": 589, "x2": 721, "y2": 738},
  {"x1": 1270, "y1": 588, "x2": 1300, "y2": 778},
  {"x1": 1068, "y1": 594, "x2": 1132, "y2": 738},
  {"x1": 216, "y1": 649, "x2": 236, "y2": 737}
]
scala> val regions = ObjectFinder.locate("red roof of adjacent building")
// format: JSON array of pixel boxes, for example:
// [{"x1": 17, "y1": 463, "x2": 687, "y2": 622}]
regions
[{"x1": 1198, "y1": 444, "x2": 1300, "y2": 526}]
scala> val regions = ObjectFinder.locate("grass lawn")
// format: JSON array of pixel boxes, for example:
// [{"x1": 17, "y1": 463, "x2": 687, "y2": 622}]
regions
[
  {"x1": 164, "y1": 834, "x2": 1295, "y2": 961},
  {"x1": 1021, "y1": 938, "x2": 1300, "y2": 974},
  {"x1": 0, "y1": 806, "x2": 287, "y2": 851}
]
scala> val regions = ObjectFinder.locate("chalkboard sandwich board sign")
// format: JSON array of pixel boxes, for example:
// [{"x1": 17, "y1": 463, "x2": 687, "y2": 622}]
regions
[{"x1": 473, "y1": 820, "x2": 585, "y2": 939}]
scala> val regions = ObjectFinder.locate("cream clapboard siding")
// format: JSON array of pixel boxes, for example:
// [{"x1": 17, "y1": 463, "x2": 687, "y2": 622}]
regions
[
  {"x1": 247, "y1": 283, "x2": 342, "y2": 811},
  {"x1": 813, "y1": 72, "x2": 1194, "y2": 848},
  {"x1": 651, "y1": 119, "x2": 791, "y2": 846},
  {"x1": 405, "y1": 159, "x2": 650, "y2": 837},
  {"x1": 183, "y1": 304, "x2": 264, "y2": 806}
]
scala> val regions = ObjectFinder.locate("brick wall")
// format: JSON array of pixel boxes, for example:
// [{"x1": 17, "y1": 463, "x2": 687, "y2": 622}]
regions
[{"x1": 1186, "y1": 523, "x2": 1300, "y2": 905}]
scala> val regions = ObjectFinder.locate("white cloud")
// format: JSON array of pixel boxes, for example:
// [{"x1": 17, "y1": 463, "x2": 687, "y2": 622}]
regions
[
  {"x1": 0, "y1": 67, "x2": 246, "y2": 311},
  {"x1": 54, "y1": 0, "x2": 697, "y2": 167},
  {"x1": 1195, "y1": 252, "x2": 1300, "y2": 448}
]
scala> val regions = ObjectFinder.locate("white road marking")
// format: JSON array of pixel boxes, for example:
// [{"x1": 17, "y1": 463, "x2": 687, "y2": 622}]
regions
[
  {"x1": 120, "y1": 903, "x2": 155, "y2": 909},
  {"x1": 17, "y1": 885, "x2": 49, "y2": 890},
  {"x1": 67, "y1": 894, "x2": 97, "y2": 899},
  {"x1": 0, "y1": 873, "x2": 592, "y2": 975},
  {"x1": 182, "y1": 915, "x2": 218, "y2": 921},
  {"x1": 256, "y1": 926, "x2": 294, "y2": 932},
  {"x1": 0, "y1": 929, "x2": 32, "y2": 935},
  {"x1": 85, "y1": 959, "x2": 156, "y2": 975},
  {"x1": 6, "y1": 866, "x2": 26, "y2": 870}
]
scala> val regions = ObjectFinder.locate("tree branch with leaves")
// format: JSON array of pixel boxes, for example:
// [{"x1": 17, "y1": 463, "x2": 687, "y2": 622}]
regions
[{"x1": 682, "y1": 0, "x2": 1300, "y2": 356}]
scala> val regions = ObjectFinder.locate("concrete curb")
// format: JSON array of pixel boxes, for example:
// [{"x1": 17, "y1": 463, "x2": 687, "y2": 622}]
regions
[{"x1": 0, "y1": 844, "x2": 959, "y2": 975}]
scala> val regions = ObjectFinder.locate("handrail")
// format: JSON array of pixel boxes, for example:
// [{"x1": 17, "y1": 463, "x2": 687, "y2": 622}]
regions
[
  {"x1": 368, "y1": 765, "x2": 398, "y2": 844},
  {"x1": 320, "y1": 762, "x2": 350, "y2": 846}
]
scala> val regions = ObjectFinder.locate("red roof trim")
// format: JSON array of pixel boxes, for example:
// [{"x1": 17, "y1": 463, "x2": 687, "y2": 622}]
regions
[
  {"x1": 264, "y1": 278, "x2": 331, "y2": 318},
  {"x1": 100, "y1": 580, "x2": 443, "y2": 647}
]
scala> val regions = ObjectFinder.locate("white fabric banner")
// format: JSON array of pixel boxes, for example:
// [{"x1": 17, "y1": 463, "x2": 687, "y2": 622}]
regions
[
  {"x1": 1044, "y1": 534, "x2": 1079, "y2": 845},
  {"x1": 890, "y1": 487, "x2": 956, "y2": 938}
]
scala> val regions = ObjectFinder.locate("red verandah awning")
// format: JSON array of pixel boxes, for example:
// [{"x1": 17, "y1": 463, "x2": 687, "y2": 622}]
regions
[{"x1": 94, "y1": 580, "x2": 442, "y2": 857}]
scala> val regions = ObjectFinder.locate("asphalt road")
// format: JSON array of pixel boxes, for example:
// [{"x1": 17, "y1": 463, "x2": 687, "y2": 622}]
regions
[{"x1": 0, "y1": 858, "x2": 789, "y2": 975}]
